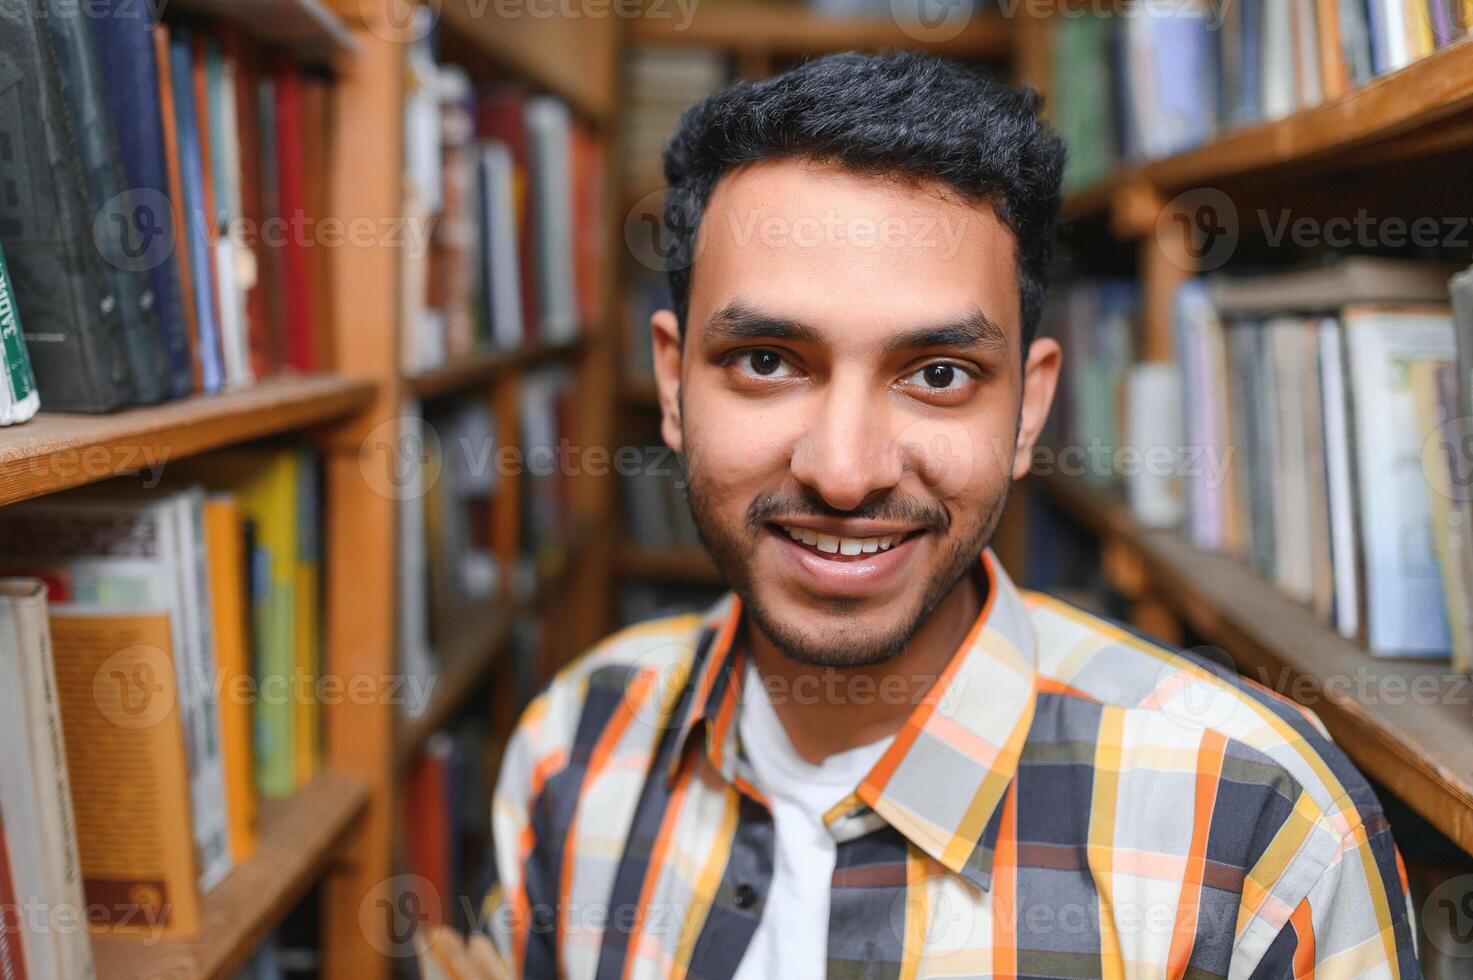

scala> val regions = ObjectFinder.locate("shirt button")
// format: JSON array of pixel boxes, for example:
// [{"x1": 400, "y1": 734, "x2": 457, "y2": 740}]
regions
[{"x1": 733, "y1": 883, "x2": 757, "y2": 909}]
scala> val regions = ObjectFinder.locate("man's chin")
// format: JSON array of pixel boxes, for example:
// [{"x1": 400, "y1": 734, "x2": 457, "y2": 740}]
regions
[{"x1": 742, "y1": 593, "x2": 919, "y2": 669}]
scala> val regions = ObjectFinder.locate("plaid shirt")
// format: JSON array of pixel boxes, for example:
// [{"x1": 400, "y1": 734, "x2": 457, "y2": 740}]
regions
[{"x1": 480, "y1": 548, "x2": 1420, "y2": 979}]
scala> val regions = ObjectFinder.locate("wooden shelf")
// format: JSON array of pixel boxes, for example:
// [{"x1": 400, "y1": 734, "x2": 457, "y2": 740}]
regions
[
  {"x1": 1063, "y1": 37, "x2": 1473, "y2": 222},
  {"x1": 627, "y1": 3, "x2": 1010, "y2": 60},
  {"x1": 169, "y1": 0, "x2": 357, "y2": 63},
  {"x1": 1035, "y1": 472, "x2": 1473, "y2": 855},
  {"x1": 615, "y1": 542, "x2": 723, "y2": 586},
  {"x1": 618, "y1": 375, "x2": 659, "y2": 408},
  {"x1": 403, "y1": 337, "x2": 587, "y2": 400},
  {"x1": 0, "y1": 374, "x2": 375, "y2": 508},
  {"x1": 438, "y1": 0, "x2": 619, "y2": 122},
  {"x1": 92, "y1": 772, "x2": 370, "y2": 980}
]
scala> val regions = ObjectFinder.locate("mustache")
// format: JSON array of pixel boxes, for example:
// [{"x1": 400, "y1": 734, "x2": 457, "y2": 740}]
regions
[{"x1": 745, "y1": 489, "x2": 951, "y2": 536}]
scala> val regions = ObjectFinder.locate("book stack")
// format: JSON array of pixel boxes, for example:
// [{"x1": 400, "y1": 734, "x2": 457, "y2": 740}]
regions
[
  {"x1": 0, "y1": 457, "x2": 325, "y2": 959},
  {"x1": 0, "y1": 1, "x2": 338, "y2": 415},
  {"x1": 400, "y1": 27, "x2": 607, "y2": 376},
  {"x1": 1048, "y1": 257, "x2": 1473, "y2": 667},
  {"x1": 1051, "y1": 2, "x2": 1473, "y2": 190}
]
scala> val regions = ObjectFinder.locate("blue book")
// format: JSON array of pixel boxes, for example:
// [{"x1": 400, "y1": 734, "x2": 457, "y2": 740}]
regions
[
  {"x1": 1237, "y1": 0, "x2": 1264, "y2": 125},
  {"x1": 92, "y1": 0, "x2": 195, "y2": 399},
  {"x1": 169, "y1": 29, "x2": 225, "y2": 394}
]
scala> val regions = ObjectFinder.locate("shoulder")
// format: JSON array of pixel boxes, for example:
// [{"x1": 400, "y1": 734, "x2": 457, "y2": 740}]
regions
[
  {"x1": 498, "y1": 605, "x2": 723, "y2": 786},
  {"x1": 1020, "y1": 589, "x2": 1400, "y2": 906}
]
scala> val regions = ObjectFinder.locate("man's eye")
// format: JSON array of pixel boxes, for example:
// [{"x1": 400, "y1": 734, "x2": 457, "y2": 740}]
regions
[
  {"x1": 905, "y1": 362, "x2": 972, "y2": 391},
  {"x1": 734, "y1": 350, "x2": 794, "y2": 379}
]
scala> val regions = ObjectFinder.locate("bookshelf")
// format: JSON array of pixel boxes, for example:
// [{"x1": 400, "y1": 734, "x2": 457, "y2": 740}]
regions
[
  {"x1": 403, "y1": 337, "x2": 587, "y2": 401},
  {"x1": 0, "y1": 375, "x2": 373, "y2": 506},
  {"x1": 1062, "y1": 36, "x2": 1473, "y2": 223},
  {"x1": 168, "y1": 0, "x2": 359, "y2": 62},
  {"x1": 1015, "y1": 9, "x2": 1473, "y2": 867},
  {"x1": 1035, "y1": 472, "x2": 1473, "y2": 854},
  {"x1": 92, "y1": 774, "x2": 371, "y2": 980}
]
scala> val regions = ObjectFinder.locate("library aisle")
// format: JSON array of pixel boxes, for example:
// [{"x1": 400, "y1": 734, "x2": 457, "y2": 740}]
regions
[{"x1": 2, "y1": 0, "x2": 1473, "y2": 975}]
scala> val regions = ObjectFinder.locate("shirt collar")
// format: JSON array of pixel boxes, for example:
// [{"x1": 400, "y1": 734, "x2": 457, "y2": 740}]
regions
[{"x1": 667, "y1": 546, "x2": 1039, "y2": 892}]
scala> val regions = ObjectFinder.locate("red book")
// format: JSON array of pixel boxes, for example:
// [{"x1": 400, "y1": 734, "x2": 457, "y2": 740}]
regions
[
  {"x1": 478, "y1": 89, "x2": 538, "y2": 341},
  {"x1": 224, "y1": 28, "x2": 273, "y2": 379},
  {"x1": 272, "y1": 61, "x2": 314, "y2": 372},
  {"x1": 570, "y1": 121, "x2": 606, "y2": 333},
  {"x1": 404, "y1": 737, "x2": 453, "y2": 923}
]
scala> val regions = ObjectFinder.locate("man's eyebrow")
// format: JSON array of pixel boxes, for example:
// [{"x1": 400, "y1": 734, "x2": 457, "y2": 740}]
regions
[
  {"x1": 883, "y1": 310, "x2": 1009, "y2": 357},
  {"x1": 704, "y1": 303, "x2": 825, "y2": 345}
]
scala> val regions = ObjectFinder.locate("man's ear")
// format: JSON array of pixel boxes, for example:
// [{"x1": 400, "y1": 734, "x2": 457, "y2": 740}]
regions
[
  {"x1": 650, "y1": 308, "x2": 684, "y2": 453},
  {"x1": 1012, "y1": 336, "x2": 1061, "y2": 482}
]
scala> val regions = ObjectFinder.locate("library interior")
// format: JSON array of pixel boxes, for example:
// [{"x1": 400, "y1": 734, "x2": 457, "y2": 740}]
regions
[{"x1": 3, "y1": 0, "x2": 1473, "y2": 975}]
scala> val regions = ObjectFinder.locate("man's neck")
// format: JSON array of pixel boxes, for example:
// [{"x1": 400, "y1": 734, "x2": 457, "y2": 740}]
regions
[{"x1": 745, "y1": 565, "x2": 987, "y2": 765}]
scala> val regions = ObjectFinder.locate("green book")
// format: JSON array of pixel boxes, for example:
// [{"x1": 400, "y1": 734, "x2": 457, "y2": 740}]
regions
[{"x1": 0, "y1": 241, "x2": 39, "y2": 425}]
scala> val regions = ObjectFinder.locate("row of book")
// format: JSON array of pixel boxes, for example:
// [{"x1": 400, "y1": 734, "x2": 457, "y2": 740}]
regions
[
  {"x1": 1045, "y1": 257, "x2": 1473, "y2": 666},
  {"x1": 398, "y1": 371, "x2": 579, "y2": 705},
  {"x1": 401, "y1": 21, "x2": 607, "y2": 375},
  {"x1": 0, "y1": 2, "x2": 339, "y2": 417},
  {"x1": 1051, "y1": 1, "x2": 1473, "y2": 190},
  {"x1": 0, "y1": 452, "x2": 325, "y2": 975},
  {"x1": 622, "y1": 46, "x2": 730, "y2": 196}
]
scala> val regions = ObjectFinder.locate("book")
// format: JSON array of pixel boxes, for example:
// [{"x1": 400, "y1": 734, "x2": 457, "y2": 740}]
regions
[
  {"x1": 1413, "y1": 359, "x2": 1473, "y2": 673},
  {"x1": 526, "y1": 97, "x2": 579, "y2": 341},
  {"x1": 203, "y1": 495, "x2": 259, "y2": 863},
  {"x1": 0, "y1": 487, "x2": 235, "y2": 890},
  {"x1": 1319, "y1": 317, "x2": 1361, "y2": 641},
  {"x1": 1209, "y1": 256, "x2": 1463, "y2": 314},
  {"x1": 49, "y1": 608, "x2": 203, "y2": 936},
  {"x1": 0, "y1": 580, "x2": 94, "y2": 978},
  {"x1": 1342, "y1": 304, "x2": 1455, "y2": 656},
  {"x1": 0, "y1": 1, "x2": 134, "y2": 412},
  {"x1": 170, "y1": 27, "x2": 226, "y2": 394},
  {"x1": 480, "y1": 142, "x2": 526, "y2": 350},
  {"x1": 92, "y1": 0, "x2": 195, "y2": 400},
  {"x1": 154, "y1": 20, "x2": 204, "y2": 391},
  {"x1": 273, "y1": 60, "x2": 315, "y2": 372},
  {"x1": 0, "y1": 243, "x2": 39, "y2": 426},
  {"x1": 42, "y1": 0, "x2": 170, "y2": 405}
]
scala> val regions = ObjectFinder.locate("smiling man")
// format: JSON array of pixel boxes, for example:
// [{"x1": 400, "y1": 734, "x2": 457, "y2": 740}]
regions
[{"x1": 476, "y1": 52, "x2": 1419, "y2": 979}]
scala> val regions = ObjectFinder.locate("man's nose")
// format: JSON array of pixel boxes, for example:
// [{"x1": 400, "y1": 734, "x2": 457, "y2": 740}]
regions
[{"x1": 788, "y1": 376, "x2": 905, "y2": 512}]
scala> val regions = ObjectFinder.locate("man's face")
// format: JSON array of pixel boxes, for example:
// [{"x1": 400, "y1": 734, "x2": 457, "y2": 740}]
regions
[{"x1": 650, "y1": 158, "x2": 1060, "y2": 667}]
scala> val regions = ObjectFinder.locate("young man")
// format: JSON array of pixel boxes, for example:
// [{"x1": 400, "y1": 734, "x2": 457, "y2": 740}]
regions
[{"x1": 474, "y1": 52, "x2": 1419, "y2": 978}]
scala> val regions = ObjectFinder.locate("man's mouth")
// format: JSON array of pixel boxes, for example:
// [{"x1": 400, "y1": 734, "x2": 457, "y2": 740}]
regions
[{"x1": 768, "y1": 523, "x2": 924, "y2": 562}]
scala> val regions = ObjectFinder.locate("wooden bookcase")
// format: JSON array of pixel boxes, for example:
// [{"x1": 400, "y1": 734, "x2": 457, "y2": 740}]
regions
[{"x1": 1010, "y1": 21, "x2": 1473, "y2": 856}]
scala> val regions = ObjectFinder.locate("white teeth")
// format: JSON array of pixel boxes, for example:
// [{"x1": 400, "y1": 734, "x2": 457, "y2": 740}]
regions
[{"x1": 779, "y1": 525, "x2": 908, "y2": 556}]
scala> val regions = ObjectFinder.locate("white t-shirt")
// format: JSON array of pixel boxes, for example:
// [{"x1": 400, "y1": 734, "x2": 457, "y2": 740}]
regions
[{"x1": 732, "y1": 661, "x2": 895, "y2": 980}]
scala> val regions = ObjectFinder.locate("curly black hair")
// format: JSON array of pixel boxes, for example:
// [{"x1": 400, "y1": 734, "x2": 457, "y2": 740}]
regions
[{"x1": 661, "y1": 50, "x2": 1066, "y2": 355}]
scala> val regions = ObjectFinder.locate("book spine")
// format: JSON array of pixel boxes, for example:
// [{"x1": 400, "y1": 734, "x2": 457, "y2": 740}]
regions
[
  {"x1": 93, "y1": 0, "x2": 195, "y2": 400},
  {"x1": 174, "y1": 491, "x2": 233, "y2": 891},
  {"x1": 14, "y1": 590, "x2": 95, "y2": 980},
  {"x1": 0, "y1": 803, "x2": 28, "y2": 980},
  {"x1": 0, "y1": 2, "x2": 133, "y2": 412},
  {"x1": 42, "y1": 1, "x2": 169, "y2": 404}
]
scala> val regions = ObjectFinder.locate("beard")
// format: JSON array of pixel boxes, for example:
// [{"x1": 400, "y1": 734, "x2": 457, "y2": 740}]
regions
[{"x1": 681, "y1": 453, "x2": 1012, "y2": 669}]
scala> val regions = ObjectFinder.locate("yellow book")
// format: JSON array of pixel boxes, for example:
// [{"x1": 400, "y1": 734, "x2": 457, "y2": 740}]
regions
[
  {"x1": 1407, "y1": 0, "x2": 1434, "y2": 57},
  {"x1": 49, "y1": 609, "x2": 202, "y2": 937},
  {"x1": 204, "y1": 495, "x2": 258, "y2": 862}
]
